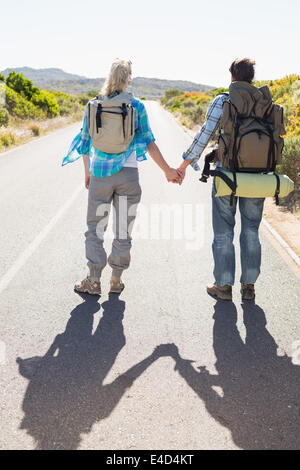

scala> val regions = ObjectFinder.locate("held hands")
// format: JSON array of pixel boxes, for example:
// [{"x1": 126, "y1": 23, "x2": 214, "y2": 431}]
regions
[{"x1": 164, "y1": 167, "x2": 185, "y2": 185}]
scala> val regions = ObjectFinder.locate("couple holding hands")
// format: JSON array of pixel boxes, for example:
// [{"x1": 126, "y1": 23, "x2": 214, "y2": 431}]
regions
[{"x1": 64, "y1": 58, "x2": 264, "y2": 302}]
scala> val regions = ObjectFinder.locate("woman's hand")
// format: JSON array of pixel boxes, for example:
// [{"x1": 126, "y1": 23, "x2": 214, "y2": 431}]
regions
[
  {"x1": 85, "y1": 172, "x2": 91, "y2": 189},
  {"x1": 164, "y1": 167, "x2": 181, "y2": 183},
  {"x1": 147, "y1": 142, "x2": 182, "y2": 184}
]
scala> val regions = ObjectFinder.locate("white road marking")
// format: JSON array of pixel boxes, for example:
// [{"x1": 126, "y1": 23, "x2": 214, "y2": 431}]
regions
[
  {"x1": 262, "y1": 218, "x2": 300, "y2": 268},
  {"x1": 0, "y1": 184, "x2": 84, "y2": 294}
]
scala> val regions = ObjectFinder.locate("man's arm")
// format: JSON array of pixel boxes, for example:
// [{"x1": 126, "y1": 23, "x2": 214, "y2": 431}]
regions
[{"x1": 178, "y1": 94, "x2": 226, "y2": 182}]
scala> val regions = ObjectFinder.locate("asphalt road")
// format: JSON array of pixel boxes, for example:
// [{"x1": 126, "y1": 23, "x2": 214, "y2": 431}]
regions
[{"x1": 1, "y1": 102, "x2": 300, "y2": 450}]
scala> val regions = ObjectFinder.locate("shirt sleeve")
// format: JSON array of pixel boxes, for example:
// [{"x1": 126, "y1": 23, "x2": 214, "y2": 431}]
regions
[
  {"x1": 182, "y1": 94, "x2": 225, "y2": 171},
  {"x1": 137, "y1": 101, "x2": 155, "y2": 145},
  {"x1": 79, "y1": 104, "x2": 91, "y2": 155}
]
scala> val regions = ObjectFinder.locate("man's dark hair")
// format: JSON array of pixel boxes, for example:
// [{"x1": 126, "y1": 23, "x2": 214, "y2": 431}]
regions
[{"x1": 229, "y1": 58, "x2": 256, "y2": 83}]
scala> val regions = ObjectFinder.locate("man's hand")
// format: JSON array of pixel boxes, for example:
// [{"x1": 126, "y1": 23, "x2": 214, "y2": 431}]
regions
[
  {"x1": 85, "y1": 173, "x2": 91, "y2": 190},
  {"x1": 177, "y1": 167, "x2": 186, "y2": 185},
  {"x1": 176, "y1": 159, "x2": 191, "y2": 185}
]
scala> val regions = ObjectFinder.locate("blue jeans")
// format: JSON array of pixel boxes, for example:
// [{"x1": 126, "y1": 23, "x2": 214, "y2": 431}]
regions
[{"x1": 212, "y1": 179, "x2": 265, "y2": 286}]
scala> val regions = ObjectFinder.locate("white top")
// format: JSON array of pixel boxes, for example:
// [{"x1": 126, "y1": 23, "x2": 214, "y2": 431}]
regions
[{"x1": 123, "y1": 151, "x2": 138, "y2": 168}]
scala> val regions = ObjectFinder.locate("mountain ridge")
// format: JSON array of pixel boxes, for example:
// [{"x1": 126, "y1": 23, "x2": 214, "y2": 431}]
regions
[{"x1": 1, "y1": 67, "x2": 213, "y2": 98}]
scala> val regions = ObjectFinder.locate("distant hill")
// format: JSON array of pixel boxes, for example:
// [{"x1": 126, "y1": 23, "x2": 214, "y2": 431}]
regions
[{"x1": 1, "y1": 67, "x2": 213, "y2": 99}]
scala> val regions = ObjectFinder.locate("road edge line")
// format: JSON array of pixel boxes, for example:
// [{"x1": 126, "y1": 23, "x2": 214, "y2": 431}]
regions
[
  {"x1": 0, "y1": 184, "x2": 84, "y2": 294},
  {"x1": 262, "y1": 218, "x2": 300, "y2": 268}
]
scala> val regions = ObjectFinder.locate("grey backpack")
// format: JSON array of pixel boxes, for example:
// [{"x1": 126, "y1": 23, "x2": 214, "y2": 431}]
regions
[{"x1": 88, "y1": 92, "x2": 135, "y2": 153}]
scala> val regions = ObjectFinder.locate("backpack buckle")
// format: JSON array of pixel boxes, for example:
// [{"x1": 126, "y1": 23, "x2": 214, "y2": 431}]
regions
[{"x1": 122, "y1": 103, "x2": 128, "y2": 117}]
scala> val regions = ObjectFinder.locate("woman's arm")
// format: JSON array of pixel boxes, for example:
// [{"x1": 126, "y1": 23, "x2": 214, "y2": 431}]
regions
[
  {"x1": 137, "y1": 101, "x2": 181, "y2": 183},
  {"x1": 147, "y1": 141, "x2": 181, "y2": 183},
  {"x1": 83, "y1": 155, "x2": 91, "y2": 189},
  {"x1": 80, "y1": 105, "x2": 92, "y2": 190}
]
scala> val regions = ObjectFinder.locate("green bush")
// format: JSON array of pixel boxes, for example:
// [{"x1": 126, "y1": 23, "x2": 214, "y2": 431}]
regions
[
  {"x1": 209, "y1": 87, "x2": 229, "y2": 98},
  {"x1": 181, "y1": 100, "x2": 195, "y2": 109},
  {"x1": 6, "y1": 71, "x2": 39, "y2": 101},
  {"x1": 165, "y1": 89, "x2": 182, "y2": 99},
  {"x1": 161, "y1": 89, "x2": 182, "y2": 105},
  {"x1": 170, "y1": 97, "x2": 182, "y2": 112},
  {"x1": 0, "y1": 74, "x2": 5, "y2": 82},
  {"x1": 0, "y1": 108, "x2": 9, "y2": 127},
  {"x1": 87, "y1": 90, "x2": 99, "y2": 98},
  {"x1": 77, "y1": 94, "x2": 91, "y2": 106},
  {"x1": 31, "y1": 90, "x2": 59, "y2": 117},
  {"x1": 53, "y1": 91, "x2": 79, "y2": 116},
  {"x1": 278, "y1": 136, "x2": 300, "y2": 189},
  {"x1": 5, "y1": 86, "x2": 44, "y2": 119},
  {"x1": 190, "y1": 104, "x2": 205, "y2": 124}
]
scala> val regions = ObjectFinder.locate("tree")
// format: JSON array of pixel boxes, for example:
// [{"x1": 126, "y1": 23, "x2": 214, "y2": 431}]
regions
[{"x1": 6, "y1": 71, "x2": 39, "y2": 100}]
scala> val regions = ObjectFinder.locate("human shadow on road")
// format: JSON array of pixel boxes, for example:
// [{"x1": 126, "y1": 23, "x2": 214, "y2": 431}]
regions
[
  {"x1": 166, "y1": 301, "x2": 300, "y2": 450},
  {"x1": 17, "y1": 294, "x2": 163, "y2": 450}
]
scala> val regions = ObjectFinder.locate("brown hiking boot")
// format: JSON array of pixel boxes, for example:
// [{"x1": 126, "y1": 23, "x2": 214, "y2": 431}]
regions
[
  {"x1": 110, "y1": 278, "x2": 125, "y2": 294},
  {"x1": 241, "y1": 284, "x2": 255, "y2": 301},
  {"x1": 207, "y1": 283, "x2": 232, "y2": 301},
  {"x1": 74, "y1": 277, "x2": 101, "y2": 296}
]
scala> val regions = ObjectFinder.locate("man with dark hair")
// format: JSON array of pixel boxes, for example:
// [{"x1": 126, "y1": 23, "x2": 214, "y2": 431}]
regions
[
  {"x1": 229, "y1": 58, "x2": 256, "y2": 83},
  {"x1": 178, "y1": 59, "x2": 267, "y2": 302}
]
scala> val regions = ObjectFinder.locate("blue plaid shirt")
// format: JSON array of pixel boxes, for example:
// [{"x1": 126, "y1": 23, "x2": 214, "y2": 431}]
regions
[
  {"x1": 62, "y1": 97, "x2": 155, "y2": 177},
  {"x1": 182, "y1": 93, "x2": 229, "y2": 171}
]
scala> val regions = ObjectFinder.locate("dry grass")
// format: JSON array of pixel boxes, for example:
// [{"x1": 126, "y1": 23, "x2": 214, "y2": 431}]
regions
[{"x1": 0, "y1": 111, "x2": 84, "y2": 153}]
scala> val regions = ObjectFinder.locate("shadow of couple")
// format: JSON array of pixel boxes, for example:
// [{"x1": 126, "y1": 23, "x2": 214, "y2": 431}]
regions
[{"x1": 17, "y1": 295, "x2": 300, "y2": 450}]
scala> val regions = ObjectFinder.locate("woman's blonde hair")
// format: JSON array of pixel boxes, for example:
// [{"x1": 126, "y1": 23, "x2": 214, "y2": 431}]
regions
[{"x1": 101, "y1": 59, "x2": 132, "y2": 97}]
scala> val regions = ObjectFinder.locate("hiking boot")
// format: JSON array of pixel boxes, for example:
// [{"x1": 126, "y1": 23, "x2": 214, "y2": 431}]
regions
[
  {"x1": 241, "y1": 284, "x2": 255, "y2": 301},
  {"x1": 207, "y1": 283, "x2": 232, "y2": 301},
  {"x1": 74, "y1": 277, "x2": 101, "y2": 296},
  {"x1": 110, "y1": 278, "x2": 125, "y2": 294}
]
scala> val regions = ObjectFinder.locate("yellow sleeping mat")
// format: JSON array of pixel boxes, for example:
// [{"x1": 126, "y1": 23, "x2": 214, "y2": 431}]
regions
[{"x1": 214, "y1": 171, "x2": 294, "y2": 198}]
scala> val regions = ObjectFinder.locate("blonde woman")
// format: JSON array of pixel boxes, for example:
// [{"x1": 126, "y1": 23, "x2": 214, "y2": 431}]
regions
[{"x1": 63, "y1": 59, "x2": 180, "y2": 295}]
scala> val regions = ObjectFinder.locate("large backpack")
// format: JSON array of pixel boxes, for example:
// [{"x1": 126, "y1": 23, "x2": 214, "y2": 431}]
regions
[
  {"x1": 201, "y1": 81, "x2": 286, "y2": 204},
  {"x1": 88, "y1": 92, "x2": 135, "y2": 154},
  {"x1": 216, "y1": 81, "x2": 285, "y2": 173}
]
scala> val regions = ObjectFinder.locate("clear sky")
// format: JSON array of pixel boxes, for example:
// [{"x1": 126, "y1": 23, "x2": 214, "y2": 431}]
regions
[{"x1": 0, "y1": 0, "x2": 299, "y2": 87}]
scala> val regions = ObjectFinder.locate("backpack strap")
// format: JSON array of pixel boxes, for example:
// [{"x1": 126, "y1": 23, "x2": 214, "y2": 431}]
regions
[
  {"x1": 230, "y1": 171, "x2": 237, "y2": 206},
  {"x1": 131, "y1": 106, "x2": 134, "y2": 136},
  {"x1": 200, "y1": 168, "x2": 238, "y2": 204},
  {"x1": 96, "y1": 103, "x2": 103, "y2": 133},
  {"x1": 199, "y1": 149, "x2": 217, "y2": 183},
  {"x1": 121, "y1": 103, "x2": 128, "y2": 139}
]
